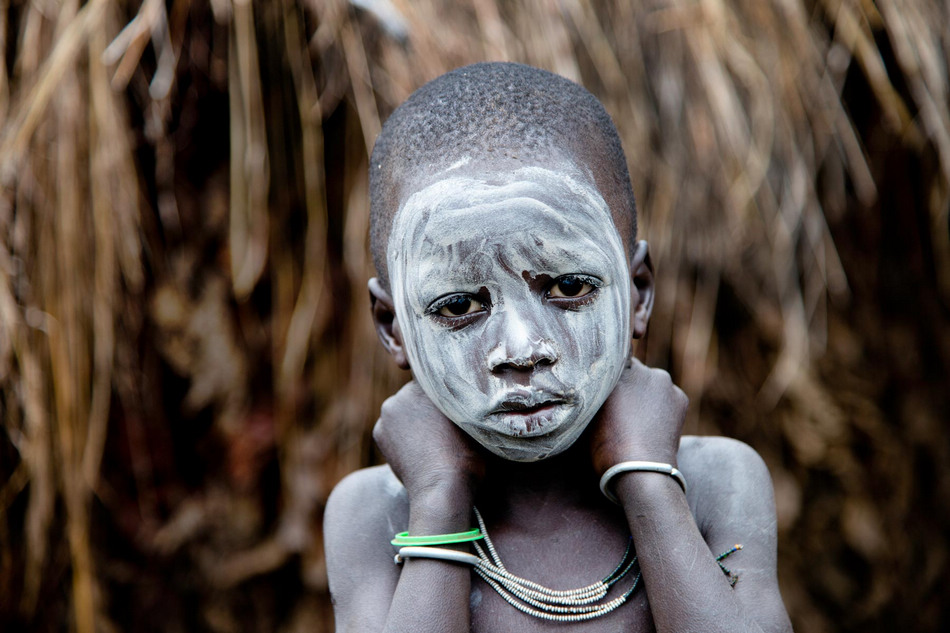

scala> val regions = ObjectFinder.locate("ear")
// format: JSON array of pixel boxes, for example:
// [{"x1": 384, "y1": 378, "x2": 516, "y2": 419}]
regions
[
  {"x1": 368, "y1": 277, "x2": 410, "y2": 370},
  {"x1": 629, "y1": 240, "x2": 655, "y2": 339}
]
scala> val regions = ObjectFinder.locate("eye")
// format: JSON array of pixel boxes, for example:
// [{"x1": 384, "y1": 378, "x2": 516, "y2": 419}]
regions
[
  {"x1": 548, "y1": 275, "x2": 599, "y2": 300},
  {"x1": 428, "y1": 293, "x2": 487, "y2": 319},
  {"x1": 439, "y1": 296, "x2": 482, "y2": 316}
]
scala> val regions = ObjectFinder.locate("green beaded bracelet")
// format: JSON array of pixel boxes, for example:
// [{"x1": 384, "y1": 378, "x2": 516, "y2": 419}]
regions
[{"x1": 390, "y1": 528, "x2": 483, "y2": 547}]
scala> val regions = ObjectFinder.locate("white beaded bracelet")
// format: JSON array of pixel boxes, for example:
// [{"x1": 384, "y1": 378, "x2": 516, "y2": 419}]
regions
[
  {"x1": 394, "y1": 546, "x2": 481, "y2": 566},
  {"x1": 599, "y1": 461, "x2": 687, "y2": 503}
]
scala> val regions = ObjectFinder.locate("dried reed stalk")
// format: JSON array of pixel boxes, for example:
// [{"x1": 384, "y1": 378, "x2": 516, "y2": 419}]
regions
[{"x1": 229, "y1": 0, "x2": 270, "y2": 300}]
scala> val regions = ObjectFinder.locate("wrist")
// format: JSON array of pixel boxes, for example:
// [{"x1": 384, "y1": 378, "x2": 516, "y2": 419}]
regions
[
  {"x1": 408, "y1": 481, "x2": 474, "y2": 534},
  {"x1": 600, "y1": 460, "x2": 686, "y2": 504},
  {"x1": 597, "y1": 452, "x2": 679, "y2": 477},
  {"x1": 612, "y1": 465, "x2": 686, "y2": 504}
]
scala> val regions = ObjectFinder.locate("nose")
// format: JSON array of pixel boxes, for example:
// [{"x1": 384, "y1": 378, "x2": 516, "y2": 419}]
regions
[{"x1": 486, "y1": 309, "x2": 558, "y2": 373}]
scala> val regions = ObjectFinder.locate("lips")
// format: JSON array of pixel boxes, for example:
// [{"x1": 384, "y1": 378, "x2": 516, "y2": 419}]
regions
[
  {"x1": 489, "y1": 390, "x2": 569, "y2": 415},
  {"x1": 487, "y1": 390, "x2": 573, "y2": 437}
]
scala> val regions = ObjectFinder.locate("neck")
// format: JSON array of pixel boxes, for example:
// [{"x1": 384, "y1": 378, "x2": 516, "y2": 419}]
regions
[{"x1": 476, "y1": 440, "x2": 602, "y2": 518}]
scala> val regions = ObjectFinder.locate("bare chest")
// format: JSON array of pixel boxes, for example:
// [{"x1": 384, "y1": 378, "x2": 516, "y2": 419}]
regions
[
  {"x1": 469, "y1": 576, "x2": 654, "y2": 632},
  {"x1": 466, "y1": 508, "x2": 656, "y2": 633}
]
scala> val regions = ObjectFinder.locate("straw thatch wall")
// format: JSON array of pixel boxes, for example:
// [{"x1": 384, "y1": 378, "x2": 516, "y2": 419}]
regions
[{"x1": 1, "y1": 1, "x2": 948, "y2": 631}]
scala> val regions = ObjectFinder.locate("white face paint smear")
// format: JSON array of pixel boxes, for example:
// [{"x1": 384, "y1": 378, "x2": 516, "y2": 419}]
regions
[
  {"x1": 388, "y1": 164, "x2": 631, "y2": 461},
  {"x1": 444, "y1": 157, "x2": 471, "y2": 173}
]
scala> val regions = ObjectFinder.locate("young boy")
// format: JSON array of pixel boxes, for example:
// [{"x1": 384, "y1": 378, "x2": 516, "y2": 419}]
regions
[{"x1": 324, "y1": 62, "x2": 792, "y2": 632}]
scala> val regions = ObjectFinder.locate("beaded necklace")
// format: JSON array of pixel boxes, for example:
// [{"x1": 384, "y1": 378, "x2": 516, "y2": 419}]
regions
[
  {"x1": 469, "y1": 507, "x2": 641, "y2": 622},
  {"x1": 394, "y1": 509, "x2": 742, "y2": 622}
]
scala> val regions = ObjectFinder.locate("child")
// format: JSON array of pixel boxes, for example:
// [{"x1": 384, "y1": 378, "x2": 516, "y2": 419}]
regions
[{"x1": 324, "y1": 62, "x2": 792, "y2": 633}]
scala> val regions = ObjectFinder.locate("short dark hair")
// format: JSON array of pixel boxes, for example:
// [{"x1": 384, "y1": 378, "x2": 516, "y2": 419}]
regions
[{"x1": 369, "y1": 62, "x2": 637, "y2": 288}]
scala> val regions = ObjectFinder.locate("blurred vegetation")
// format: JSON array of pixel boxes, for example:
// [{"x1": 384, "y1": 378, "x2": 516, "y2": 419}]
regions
[{"x1": 0, "y1": 0, "x2": 948, "y2": 631}]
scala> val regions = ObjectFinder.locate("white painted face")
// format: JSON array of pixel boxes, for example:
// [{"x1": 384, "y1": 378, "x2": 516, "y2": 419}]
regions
[{"x1": 388, "y1": 165, "x2": 631, "y2": 461}]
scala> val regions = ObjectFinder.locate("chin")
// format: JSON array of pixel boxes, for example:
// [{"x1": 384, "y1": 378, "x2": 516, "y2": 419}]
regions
[{"x1": 477, "y1": 430, "x2": 582, "y2": 462}]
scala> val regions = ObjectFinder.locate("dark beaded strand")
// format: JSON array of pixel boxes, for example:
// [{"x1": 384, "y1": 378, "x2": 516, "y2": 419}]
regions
[{"x1": 715, "y1": 544, "x2": 743, "y2": 587}]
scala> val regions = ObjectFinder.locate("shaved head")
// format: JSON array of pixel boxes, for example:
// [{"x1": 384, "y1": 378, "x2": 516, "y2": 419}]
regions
[{"x1": 369, "y1": 62, "x2": 638, "y2": 289}]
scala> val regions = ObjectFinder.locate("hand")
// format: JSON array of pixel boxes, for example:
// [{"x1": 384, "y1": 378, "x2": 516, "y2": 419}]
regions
[
  {"x1": 373, "y1": 381, "x2": 485, "y2": 506},
  {"x1": 589, "y1": 358, "x2": 688, "y2": 475}
]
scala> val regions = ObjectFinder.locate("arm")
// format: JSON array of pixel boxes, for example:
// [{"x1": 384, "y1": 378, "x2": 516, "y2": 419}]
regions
[
  {"x1": 591, "y1": 361, "x2": 792, "y2": 633},
  {"x1": 325, "y1": 381, "x2": 484, "y2": 633},
  {"x1": 375, "y1": 483, "x2": 475, "y2": 633},
  {"x1": 614, "y1": 439, "x2": 791, "y2": 633}
]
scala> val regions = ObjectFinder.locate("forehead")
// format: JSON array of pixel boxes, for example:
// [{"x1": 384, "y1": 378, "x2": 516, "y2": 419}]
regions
[
  {"x1": 408, "y1": 203, "x2": 615, "y2": 294},
  {"x1": 388, "y1": 165, "x2": 620, "y2": 269}
]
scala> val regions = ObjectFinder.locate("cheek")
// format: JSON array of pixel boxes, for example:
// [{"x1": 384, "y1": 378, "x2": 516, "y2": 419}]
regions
[
  {"x1": 406, "y1": 321, "x2": 489, "y2": 397},
  {"x1": 554, "y1": 314, "x2": 605, "y2": 372},
  {"x1": 552, "y1": 296, "x2": 627, "y2": 382}
]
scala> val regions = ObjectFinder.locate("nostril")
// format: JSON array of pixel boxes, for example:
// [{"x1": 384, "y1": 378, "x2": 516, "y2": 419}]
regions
[
  {"x1": 490, "y1": 362, "x2": 507, "y2": 374},
  {"x1": 490, "y1": 358, "x2": 534, "y2": 374},
  {"x1": 489, "y1": 351, "x2": 556, "y2": 374},
  {"x1": 486, "y1": 334, "x2": 558, "y2": 373}
]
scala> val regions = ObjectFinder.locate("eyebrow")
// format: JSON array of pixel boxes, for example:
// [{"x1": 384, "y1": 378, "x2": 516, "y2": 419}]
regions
[{"x1": 407, "y1": 238, "x2": 617, "y2": 303}]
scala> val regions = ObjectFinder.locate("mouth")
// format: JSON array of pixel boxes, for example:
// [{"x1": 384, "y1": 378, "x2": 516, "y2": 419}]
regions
[
  {"x1": 488, "y1": 391, "x2": 572, "y2": 437},
  {"x1": 490, "y1": 389, "x2": 569, "y2": 413},
  {"x1": 493, "y1": 400, "x2": 563, "y2": 415}
]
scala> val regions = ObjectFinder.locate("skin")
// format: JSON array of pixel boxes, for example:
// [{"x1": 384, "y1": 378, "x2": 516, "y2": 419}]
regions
[{"x1": 325, "y1": 156, "x2": 793, "y2": 633}]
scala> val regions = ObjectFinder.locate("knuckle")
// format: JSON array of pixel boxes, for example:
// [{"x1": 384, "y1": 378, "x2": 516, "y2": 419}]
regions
[
  {"x1": 672, "y1": 388, "x2": 689, "y2": 411},
  {"x1": 379, "y1": 395, "x2": 398, "y2": 417},
  {"x1": 676, "y1": 390, "x2": 689, "y2": 408},
  {"x1": 399, "y1": 380, "x2": 423, "y2": 397}
]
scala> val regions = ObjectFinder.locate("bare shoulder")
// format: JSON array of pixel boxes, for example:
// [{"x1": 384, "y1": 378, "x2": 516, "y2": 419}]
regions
[
  {"x1": 325, "y1": 464, "x2": 409, "y2": 534},
  {"x1": 677, "y1": 436, "x2": 776, "y2": 535},
  {"x1": 325, "y1": 464, "x2": 409, "y2": 558},
  {"x1": 324, "y1": 465, "x2": 409, "y2": 631},
  {"x1": 678, "y1": 436, "x2": 772, "y2": 494}
]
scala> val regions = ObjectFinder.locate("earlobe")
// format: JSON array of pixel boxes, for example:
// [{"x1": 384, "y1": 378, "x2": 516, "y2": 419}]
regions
[
  {"x1": 368, "y1": 278, "x2": 410, "y2": 369},
  {"x1": 629, "y1": 241, "x2": 655, "y2": 339}
]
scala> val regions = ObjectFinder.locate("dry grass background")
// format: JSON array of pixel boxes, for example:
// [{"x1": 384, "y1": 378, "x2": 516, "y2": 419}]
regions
[{"x1": 0, "y1": 0, "x2": 948, "y2": 631}]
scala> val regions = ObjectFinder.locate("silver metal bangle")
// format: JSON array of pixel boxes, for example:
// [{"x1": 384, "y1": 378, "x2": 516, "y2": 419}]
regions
[
  {"x1": 394, "y1": 546, "x2": 481, "y2": 566},
  {"x1": 599, "y1": 461, "x2": 687, "y2": 503}
]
